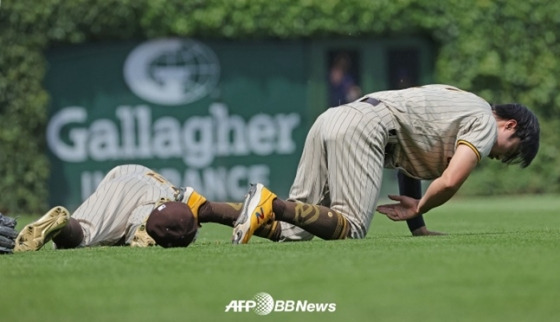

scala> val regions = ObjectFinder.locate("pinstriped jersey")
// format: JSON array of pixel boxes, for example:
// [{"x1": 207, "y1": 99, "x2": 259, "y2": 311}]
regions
[
  {"x1": 72, "y1": 165, "x2": 182, "y2": 246},
  {"x1": 370, "y1": 84, "x2": 497, "y2": 179}
]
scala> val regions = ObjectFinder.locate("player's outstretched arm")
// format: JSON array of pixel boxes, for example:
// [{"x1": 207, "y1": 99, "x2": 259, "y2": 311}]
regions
[
  {"x1": 416, "y1": 144, "x2": 478, "y2": 214},
  {"x1": 378, "y1": 144, "x2": 478, "y2": 223}
]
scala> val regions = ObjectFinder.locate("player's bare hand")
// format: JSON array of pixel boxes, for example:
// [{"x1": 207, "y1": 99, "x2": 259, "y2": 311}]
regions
[
  {"x1": 411, "y1": 226, "x2": 446, "y2": 236},
  {"x1": 376, "y1": 195, "x2": 419, "y2": 221}
]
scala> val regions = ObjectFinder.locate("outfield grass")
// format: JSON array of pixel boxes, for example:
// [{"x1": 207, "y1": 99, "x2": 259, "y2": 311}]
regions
[{"x1": 2, "y1": 195, "x2": 559, "y2": 322}]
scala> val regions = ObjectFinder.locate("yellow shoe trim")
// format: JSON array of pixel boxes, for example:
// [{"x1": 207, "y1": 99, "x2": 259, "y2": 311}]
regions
[{"x1": 233, "y1": 183, "x2": 277, "y2": 244}]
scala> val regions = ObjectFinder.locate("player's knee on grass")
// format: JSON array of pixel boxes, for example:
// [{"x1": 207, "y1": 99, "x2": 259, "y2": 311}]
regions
[
  {"x1": 345, "y1": 218, "x2": 369, "y2": 239},
  {"x1": 277, "y1": 223, "x2": 315, "y2": 241}
]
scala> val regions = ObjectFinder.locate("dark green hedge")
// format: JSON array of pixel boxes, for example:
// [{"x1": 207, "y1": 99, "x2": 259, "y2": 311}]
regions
[{"x1": 1, "y1": 0, "x2": 558, "y2": 212}]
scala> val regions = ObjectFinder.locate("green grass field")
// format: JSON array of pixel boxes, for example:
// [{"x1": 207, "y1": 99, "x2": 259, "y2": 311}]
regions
[{"x1": 2, "y1": 195, "x2": 559, "y2": 322}]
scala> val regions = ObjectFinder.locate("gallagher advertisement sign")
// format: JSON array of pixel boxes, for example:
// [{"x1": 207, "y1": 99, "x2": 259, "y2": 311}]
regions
[{"x1": 45, "y1": 38, "x2": 308, "y2": 208}]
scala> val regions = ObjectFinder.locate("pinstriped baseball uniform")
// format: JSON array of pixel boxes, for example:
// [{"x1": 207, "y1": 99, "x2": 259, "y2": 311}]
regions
[
  {"x1": 374, "y1": 84, "x2": 496, "y2": 179},
  {"x1": 281, "y1": 84, "x2": 497, "y2": 240},
  {"x1": 71, "y1": 164, "x2": 184, "y2": 246}
]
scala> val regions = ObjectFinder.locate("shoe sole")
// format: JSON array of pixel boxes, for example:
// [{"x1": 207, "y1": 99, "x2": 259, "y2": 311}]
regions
[
  {"x1": 130, "y1": 223, "x2": 156, "y2": 247},
  {"x1": 14, "y1": 206, "x2": 70, "y2": 252},
  {"x1": 232, "y1": 184, "x2": 261, "y2": 244}
]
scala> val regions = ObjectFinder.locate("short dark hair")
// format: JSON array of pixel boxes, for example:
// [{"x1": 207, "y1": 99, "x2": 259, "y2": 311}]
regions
[{"x1": 491, "y1": 103, "x2": 540, "y2": 168}]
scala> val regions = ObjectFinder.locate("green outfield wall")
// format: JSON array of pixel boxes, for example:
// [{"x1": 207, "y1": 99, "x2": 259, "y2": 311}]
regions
[{"x1": 45, "y1": 38, "x2": 432, "y2": 208}]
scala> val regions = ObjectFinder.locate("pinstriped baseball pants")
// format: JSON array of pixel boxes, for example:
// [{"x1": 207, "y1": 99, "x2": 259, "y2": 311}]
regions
[{"x1": 280, "y1": 100, "x2": 397, "y2": 240}]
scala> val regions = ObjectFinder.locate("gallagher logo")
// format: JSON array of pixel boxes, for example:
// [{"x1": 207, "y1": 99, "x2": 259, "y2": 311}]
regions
[
  {"x1": 225, "y1": 292, "x2": 337, "y2": 315},
  {"x1": 123, "y1": 38, "x2": 220, "y2": 106}
]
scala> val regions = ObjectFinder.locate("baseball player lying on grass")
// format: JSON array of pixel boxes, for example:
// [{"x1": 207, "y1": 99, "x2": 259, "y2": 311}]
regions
[
  {"x1": 14, "y1": 84, "x2": 540, "y2": 251},
  {"x1": 14, "y1": 164, "x2": 201, "y2": 251}
]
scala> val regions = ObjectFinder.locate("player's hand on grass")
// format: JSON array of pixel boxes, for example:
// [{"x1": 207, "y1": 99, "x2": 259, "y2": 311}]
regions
[
  {"x1": 376, "y1": 195, "x2": 419, "y2": 221},
  {"x1": 411, "y1": 226, "x2": 446, "y2": 236}
]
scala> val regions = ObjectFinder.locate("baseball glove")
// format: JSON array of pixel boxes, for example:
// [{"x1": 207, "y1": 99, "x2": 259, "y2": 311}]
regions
[{"x1": 0, "y1": 213, "x2": 18, "y2": 254}]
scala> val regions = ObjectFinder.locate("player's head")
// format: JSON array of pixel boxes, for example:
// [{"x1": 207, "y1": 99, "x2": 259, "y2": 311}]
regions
[
  {"x1": 146, "y1": 201, "x2": 198, "y2": 248},
  {"x1": 491, "y1": 103, "x2": 540, "y2": 168}
]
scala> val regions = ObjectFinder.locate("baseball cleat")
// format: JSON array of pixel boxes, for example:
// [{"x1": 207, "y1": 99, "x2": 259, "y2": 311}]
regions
[
  {"x1": 130, "y1": 220, "x2": 156, "y2": 247},
  {"x1": 14, "y1": 206, "x2": 70, "y2": 252},
  {"x1": 183, "y1": 187, "x2": 207, "y2": 225},
  {"x1": 232, "y1": 183, "x2": 276, "y2": 244}
]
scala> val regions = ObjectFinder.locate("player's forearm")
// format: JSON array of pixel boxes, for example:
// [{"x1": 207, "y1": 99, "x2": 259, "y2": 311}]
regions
[
  {"x1": 397, "y1": 171, "x2": 427, "y2": 232},
  {"x1": 416, "y1": 144, "x2": 478, "y2": 214},
  {"x1": 416, "y1": 177, "x2": 459, "y2": 214}
]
